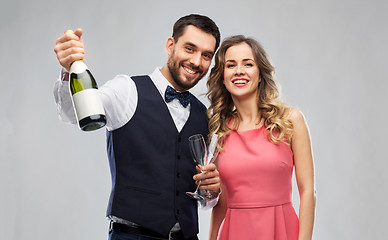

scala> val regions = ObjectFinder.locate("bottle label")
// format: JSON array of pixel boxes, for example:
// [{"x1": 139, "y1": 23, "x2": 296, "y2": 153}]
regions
[{"x1": 71, "y1": 89, "x2": 105, "y2": 121}]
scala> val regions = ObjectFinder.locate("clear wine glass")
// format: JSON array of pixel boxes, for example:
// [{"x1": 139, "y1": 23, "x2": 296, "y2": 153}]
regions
[
  {"x1": 186, "y1": 134, "x2": 207, "y2": 200},
  {"x1": 207, "y1": 133, "x2": 219, "y2": 165}
]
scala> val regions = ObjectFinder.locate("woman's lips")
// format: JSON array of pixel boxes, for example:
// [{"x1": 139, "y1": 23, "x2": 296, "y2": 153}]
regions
[{"x1": 232, "y1": 78, "x2": 249, "y2": 87}]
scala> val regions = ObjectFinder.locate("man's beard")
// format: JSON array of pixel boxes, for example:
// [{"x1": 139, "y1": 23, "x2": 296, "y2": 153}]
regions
[{"x1": 167, "y1": 51, "x2": 205, "y2": 90}]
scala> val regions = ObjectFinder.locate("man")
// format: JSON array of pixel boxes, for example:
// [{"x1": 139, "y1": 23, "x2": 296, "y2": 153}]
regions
[{"x1": 53, "y1": 14, "x2": 221, "y2": 240}]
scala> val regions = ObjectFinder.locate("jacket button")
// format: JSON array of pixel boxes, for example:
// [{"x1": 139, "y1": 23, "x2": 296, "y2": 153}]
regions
[
  {"x1": 178, "y1": 137, "x2": 182, "y2": 142},
  {"x1": 176, "y1": 173, "x2": 180, "y2": 178},
  {"x1": 176, "y1": 191, "x2": 179, "y2": 196},
  {"x1": 177, "y1": 155, "x2": 181, "y2": 160},
  {"x1": 176, "y1": 209, "x2": 180, "y2": 215}
]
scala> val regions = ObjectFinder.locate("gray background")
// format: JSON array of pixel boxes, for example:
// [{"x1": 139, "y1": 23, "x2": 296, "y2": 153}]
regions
[{"x1": 1, "y1": 0, "x2": 387, "y2": 239}]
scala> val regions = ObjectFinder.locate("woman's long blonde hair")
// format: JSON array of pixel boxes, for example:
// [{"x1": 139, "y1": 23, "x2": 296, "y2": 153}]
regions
[{"x1": 206, "y1": 35, "x2": 293, "y2": 150}]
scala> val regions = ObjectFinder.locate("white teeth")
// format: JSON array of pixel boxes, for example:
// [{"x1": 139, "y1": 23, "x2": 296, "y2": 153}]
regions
[
  {"x1": 233, "y1": 80, "x2": 247, "y2": 84},
  {"x1": 183, "y1": 67, "x2": 196, "y2": 74}
]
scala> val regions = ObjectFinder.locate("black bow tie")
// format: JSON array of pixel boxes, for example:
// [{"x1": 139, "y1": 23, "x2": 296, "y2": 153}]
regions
[{"x1": 164, "y1": 85, "x2": 191, "y2": 107}]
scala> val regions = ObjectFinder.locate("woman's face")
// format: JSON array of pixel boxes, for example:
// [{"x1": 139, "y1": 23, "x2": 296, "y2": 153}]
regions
[{"x1": 223, "y1": 42, "x2": 260, "y2": 102}]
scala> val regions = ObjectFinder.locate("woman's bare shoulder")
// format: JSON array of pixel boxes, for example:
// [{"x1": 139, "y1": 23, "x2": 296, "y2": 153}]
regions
[{"x1": 285, "y1": 107, "x2": 305, "y2": 125}]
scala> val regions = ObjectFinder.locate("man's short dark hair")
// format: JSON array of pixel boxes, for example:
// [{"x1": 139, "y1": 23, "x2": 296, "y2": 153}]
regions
[{"x1": 172, "y1": 14, "x2": 221, "y2": 51}]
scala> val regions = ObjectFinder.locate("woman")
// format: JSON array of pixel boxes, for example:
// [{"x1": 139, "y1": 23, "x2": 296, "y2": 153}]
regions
[{"x1": 207, "y1": 35, "x2": 316, "y2": 240}]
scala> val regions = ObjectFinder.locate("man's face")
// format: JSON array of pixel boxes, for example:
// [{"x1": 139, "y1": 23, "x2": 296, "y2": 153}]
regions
[{"x1": 167, "y1": 25, "x2": 216, "y2": 91}]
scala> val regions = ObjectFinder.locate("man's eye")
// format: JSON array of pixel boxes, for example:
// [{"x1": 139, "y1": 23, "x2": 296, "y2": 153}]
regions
[
  {"x1": 186, "y1": 47, "x2": 193, "y2": 52},
  {"x1": 203, "y1": 54, "x2": 211, "y2": 60}
]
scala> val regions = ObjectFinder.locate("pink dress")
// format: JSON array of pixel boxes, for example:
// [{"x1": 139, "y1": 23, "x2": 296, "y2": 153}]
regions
[{"x1": 217, "y1": 126, "x2": 299, "y2": 240}]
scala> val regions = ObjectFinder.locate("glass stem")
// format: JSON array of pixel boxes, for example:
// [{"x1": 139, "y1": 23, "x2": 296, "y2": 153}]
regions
[{"x1": 194, "y1": 180, "x2": 201, "y2": 193}]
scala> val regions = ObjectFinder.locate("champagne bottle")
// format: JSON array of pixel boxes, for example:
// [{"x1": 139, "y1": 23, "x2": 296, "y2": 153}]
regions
[{"x1": 66, "y1": 30, "x2": 106, "y2": 131}]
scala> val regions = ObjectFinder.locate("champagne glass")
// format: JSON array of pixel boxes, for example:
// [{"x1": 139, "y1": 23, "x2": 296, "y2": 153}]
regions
[
  {"x1": 207, "y1": 133, "x2": 219, "y2": 165},
  {"x1": 201, "y1": 133, "x2": 219, "y2": 201},
  {"x1": 186, "y1": 134, "x2": 207, "y2": 200}
]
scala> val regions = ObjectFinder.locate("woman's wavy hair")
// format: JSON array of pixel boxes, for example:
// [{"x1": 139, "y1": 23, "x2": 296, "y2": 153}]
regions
[{"x1": 206, "y1": 35, "x2": 293, "y2": 150}]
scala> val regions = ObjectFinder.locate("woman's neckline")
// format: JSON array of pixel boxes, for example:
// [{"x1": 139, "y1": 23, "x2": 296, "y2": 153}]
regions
[{"x1": 236, "y1": 124, "x2": 265, "y2": 133}]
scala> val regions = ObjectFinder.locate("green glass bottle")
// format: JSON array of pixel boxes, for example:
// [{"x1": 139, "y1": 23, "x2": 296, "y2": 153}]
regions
[{"x1": 69, "y1": 59, "x2": 106, "y2": 131}]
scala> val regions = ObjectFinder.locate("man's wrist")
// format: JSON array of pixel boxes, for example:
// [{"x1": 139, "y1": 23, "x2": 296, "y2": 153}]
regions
[
  {"x1": 207, "y1": 188, "x2": 221, "y2": 199},
  {"x1": 61, "y1": 68, "x2": 69, "y2": 81}
]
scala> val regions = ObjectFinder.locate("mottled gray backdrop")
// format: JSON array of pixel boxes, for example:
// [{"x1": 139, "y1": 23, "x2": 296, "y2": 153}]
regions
[{"x1": 1, "y1": 0, "x2": 387, "y2": 239}]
